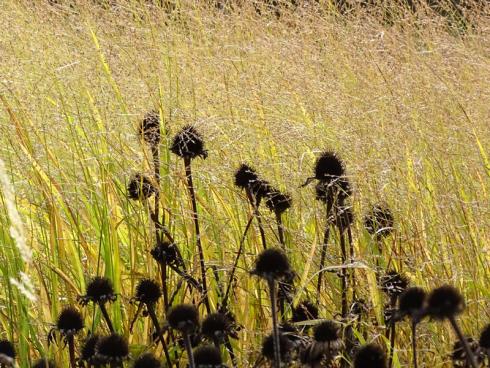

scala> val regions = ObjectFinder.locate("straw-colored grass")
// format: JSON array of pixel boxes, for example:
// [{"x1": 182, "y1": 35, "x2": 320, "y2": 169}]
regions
[{"x1": 0, "y1": 1, "x2": 489, "y2": 367}]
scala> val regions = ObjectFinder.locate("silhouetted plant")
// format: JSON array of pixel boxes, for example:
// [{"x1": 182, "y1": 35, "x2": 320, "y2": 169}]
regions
[
  {"x1": 0, "y1": 340, "x2": 15, "y2": 367},
  {"x1": 167, "y1": 304, "x2": 200, "y2": 368},
  {"x1": 364, "y1": 204, "x2": 394, "y2": 277},
  {"x1": 127, "y1": 173, "x2": 157, "y2": 202},
  {"x1": 479, "y1": 324, "x2": 490, "y2": 360},
  {"x1": 292, "y1": 301, "x2": 319, "y2": 326},
  {"x1": 426, "y1": 285, "x2": 478, "y2": 368},
  {"x1": 451, "y1": 337, "x2": 483, "y2": 368},
  {"x1": 94, "y1": 334, "x2": 129, "y2": 368},
  {"x1": 354, "y1": 344, "x2": 387, "y2": 368},
  {"x1": 201, "y1": 312, "x2": 238, "y2": 367},
  {"x1": 132, "y1": 353, "x2": 161, "y2": 368},
  {"x1": 48, "y1": 307, "x2": 84, "y2": 368},
  {"x1": 193, "y1": 345, "x2": 223, "y2": 368},
  {"x1": 80, "y1": 335, "x2": 100, "y2": 368},
  {"x1": 78, "y1": 276, "x2": 117, "y2": 333},
  {"x1": 171, "y1": 125, "x2": 211, "y2": 313},
  {"x1": 251, "y1": 248, "x2": 292, "y2": 368},
  {"x1": 32, "y1": 359, "x2": 56, "y2": 368},
  {"x1": 301, "y1": 320, "x2": 343, "y2": 367},
  {"x1": 261, "y1": 333, "x2": 293, "y2": 365}
]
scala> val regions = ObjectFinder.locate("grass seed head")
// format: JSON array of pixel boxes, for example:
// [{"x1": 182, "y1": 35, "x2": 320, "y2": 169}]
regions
[
  {"x1": 170, "y1": 125, "x2": 207, "y2": 159},
  {"x1": 354, "y1": 344, "x2": 387, "y2": 368},
  {"x1": 167, "y1": 304, "x2": 200, "y2": 334},
  {"x1": 251, "y1": 248, "x2": 291, "y2": 281},
  {"x1": 135, "y1": 279, "x2": 162, "y2": 306},
  {"x1": 427, "y1": 285, "x2": 465, "y2": 320},
  {"x1": 193, "y1": 345, "x2": 222, "y2": 367}
]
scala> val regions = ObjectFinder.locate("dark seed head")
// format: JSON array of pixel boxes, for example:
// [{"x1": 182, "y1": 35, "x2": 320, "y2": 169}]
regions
[
  {"x1": 193, "y1": 345, "x2": 222, "y2": 367},
  {"x1": 170, "y1": 125, "x2": 207, "y2": 159},
  {"x1": 80, "y1": 335, "x2": 100, "y2": 364},
  {"x1": 398, "y1": 287, "x2": 426, "y2": 319},
  {"x1": 314, "y1": 151, "x2": 345, "y2": 182},
  {"x1": 452, "y1": 337, "x2": 482, "y2": 366},
  {"x1": 426, "y1": 285, "x2": 465, "y2": 320},
  {"x1": 234, "y1": 164, "x2": 259, "y2": 189},
  {"x1": 0, "y1": 340, "x2": 15, "y2": 364},
  {"x1": 479, "y1": 324, "x2": 490, "y2": 349},
  {"x1": 364, "y1": 204, "x2": 394, "y2": 239},
  {"x1": 292, "y1": 301, "x2": 319, "y2": 323},
  {"x1": 261, "y1": 333, "x2": 292, "y2": 362},
  {"x1": 139, "y1": 110, "x2": 161, "y2": 146},
  {"x1": 80, "y1": 276, "x2": 116, "y2": 305},
  {"x1": 167, "y1": 304, "x2": 200, "y2": 334},
  {"x1": 313, "y1": 320, "x2": 340, "y2": 343},
  {"x1": 135, "y1": 279, "x2": 162, "y2": 306},
  {"x1": 201, "y1": 313, "x2": 232, "y2": 341},
  {"x1": 32, "y1": 359, "x2": 56, "y2": 368},
  {"x1": 133, "y1": 353, "x2": 161, "y2": 368},
  {"x1": 265, "y1": 190, "x2": 292, "y2": 215},
  {"x1": 315, "y1": 177, "x2": 351, "y2": 207},
  {"x1": 56, "y1": 307, "x2": 84, "y2": 336},
  {"x1": 95, "y1": 334, "x2": 129, "y2": 363},
  {"x1": 127, "y1": 173, "x2": 157, "y2": 201},
  {"x1": 251, "y1": 248, "x2": 291, "y2": 281},
  {"x1": 354, "y1": 344, "x2": 387, "y2": 368},
  {"x1": 150, "y1": 240, "x2": 181, "y2": 267},
  {"x1": 250, "y1": 179, "x2": 273, "y2": 204},
  {"x1": 380, "y1": 271, "x2": 409, "y2": 298}
]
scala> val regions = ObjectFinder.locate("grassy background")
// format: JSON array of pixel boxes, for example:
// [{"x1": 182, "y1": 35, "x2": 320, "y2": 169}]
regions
[{"x1": 0, "y1": 1, "x2": 489, "y2": 366}]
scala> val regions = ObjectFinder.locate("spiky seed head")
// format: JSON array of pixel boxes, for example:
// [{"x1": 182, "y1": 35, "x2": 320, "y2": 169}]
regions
[
  {"x1": 380, "y1": 271, "x2": 409, "y2": 298},
  {"x1": 32, "y1": 359, "x2": 56, "y2": 368},
  {"x1": 193, "y1": 345, "x2": 222, "y2": 367},
  {"x1": 251, "y1": 248, "x2": 291, "y2": 281},
  {"x1": 452, "y1": 337, "x2": 482, "y2": 366},
  {"x1": 234, "y1": 164, "x2": 259, "y2": 189},
  {"x1": 80, "y1": 276, "x2": 116, "y2": 305},
  {"x1": 56, "y1": 307, "x2": 84, "y2": 336},
  {"x1": 314, "y1": 151, "x2": 345, "y2": 182},
  {"x1": 315, "y1": 178, "x2": 351, "y2": 207},
  {"x1": 364, "y1": 204, "x2": 394, "y2": 239},
  {"x1": 150, "y1": 241, "x2": 180, "y2": 267},
  {"x1": 0, "y1": 340, "x2": 15, "y2": 367},
  {"x1": 354, "y1": 344, "x2": 387, "y2": 368},
  {"x1": 139, "y1": 110, "x2": 161, "y2": 146},
  {"x1": 261, "y1": 333, "x2": 292, "y2": 362},
  {"x1": 170, "y1": 125, "x2": 207, "y2": 159},
  {"x1": 479, "y1": 324, "x2": 490, "y2": 350},
  {"x1": 127, "y1": 173, "x2": 157, "y2": 201},
  {"x1": 313, "y1": 320, "x2": 340, "y2": 343},
  {"x1": 132, "y1": 353, "x2": 161, "y2": 368},
  {"x1": 265, "y1": 190, "x2": 292, "y2": 215},
  {"x1": 426, "y1": 285, "x2": 465, "y2": 320},
  {"x1": 350, "y1": 299, "x2": 368, "y2": 316},
  {"x1": 250, "y1": 179, "x2": 273, "y2": 204},
  {"x1": 201, "y1": 313, "x2": 231, "y2": 341},
  {"x1": 399, "y1": 287, "x2": 426, "y2": 319},
  {"x1": 292, "y1": 301, "x2": 319, "y2": 323},
  {"x1": 95, "y1": 334, "x2": 129, "y2": 363},
  {"x1": 135, "y1": 279, "x2": 162, "y2": 306},
  {"x1": 167, "y1": 304, "x2": 200, "y2": 334},
  {"x1": 80, "y1": 335, "x2": 100, "y2": 364}
]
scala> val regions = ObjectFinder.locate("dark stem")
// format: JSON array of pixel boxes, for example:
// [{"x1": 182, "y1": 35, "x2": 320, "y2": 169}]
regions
[
  {"x1": 267, "y1": 278, "x2": 281, "y2": 368},
  {"x1": 339, "y1": 229, "x2": 348, "y2": 320},
  {"x1": 151, "y1": 145, "x2": 163, "y2": 227},
  {"x1": 98, "y1": 302, "x2": 115, "y2": 333},
  {"x1": 275, "y1": 212, "x2": 285, "y2": 248},
  {"x1": 449, "y1": 317, "x2": 479, "y2": 368},
  {"x1": 224, "y1": 336, "x2": 238, "y2": 368},
  {"x1": 347, "y1": 224, "x2": 356, "y2": 300},
  {"x1": 184, "y1": 333, "x2": 196, "y2": 368},
  {"x1": 245, "y1": 188, "x2": 267, "y2": 250},
  {"x1": 388, "y1": 321, "x2": 396, "y2": 368},
  {"x1": 147, "y1": 307, "x2": 173, "y2": 367},
  {"x1": 67, "y1": 335, "x2": 76, "y2": 368},
  {"x1": 221, "y1": 214, "x2": 254, "y2": 310},
  {"x1": 412, "y1": 320, "x2": 418, "y2": 368},
  {"x1": 316, "y1": 203, "x2": 333, "y2": 304},
  {"x1": 183, "y1": 156, "x2": 211, "y2": 314},
  {"x1": 161, "y1": 262, "x2": 169, "y2": 311}
]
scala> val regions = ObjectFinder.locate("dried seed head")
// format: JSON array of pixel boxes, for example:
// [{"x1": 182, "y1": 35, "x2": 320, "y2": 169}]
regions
[
  {"x1": 398, "y1": 287, "x2": 426, "y2": 319},
  {"x1": 426, "y1": 285, "x2": 465, "y2": 320},
  {"x1": 261, "y1": 333, "x2": 292, "y2": 362},
  {"x1": 292, "y1": 301, "x2": 319, "y2": 323},
  {"x1": 265, "y1": 190, "x2": 292, "y2": 215},
  {"x1": 354, "y1": 344, "x2": 386, "y2": 368},
  {"x1": 0, "y1": 340, "x2": 15, "y2": 367},
  {"x1": 127, "y1": 173, "x2": 157, "y2": 201},
  {"x1": 314, "y1": 152, "x2": 345, "y2": 182},
  {"x1": 135, "y1": 279, "x2": 162, "y2": 306},
  {"x1": 452, "y1": 337, "x2": 482, "y2": 366},
  {"x1": 201, "y1": 313, "x2": 235, "y2": 341},
  {"x1": 139, "y1": 110, "x2": 161, "y2": 146},
  {"x1": 380, "y1": 271, "x2": 409, "y2": 298},
  {"x1": 56, "y1": 307, "x2": 84, "y2": 336},
  {"x1": 32, "y1": 359, "x2": 56, "y2": 368},
  {"x1": 170, "y1": 125, "x2": 207, "y2": 159},
  {"x1": 95, "y1": 334, "x2": 129, "y2": 364},
  {"x1": 79, "y1": 276, "x2": 116, "y2": 306},
  {"x1": 250, "y1": 179, "x2": 273, "y2": 204},
  {"x1": 167, "y1": 304, "x2": 200, "y2": 334},
  {"x1": 150, "y1": 240, "x2": 181, "y2": 268},
  {"x1": 251, "y1": 248, "x2": 291, "y2": 281},
  {"x1": 315, "y1": 177, "x2": 351, "y2": 207},
  {"x1": 133, "y1": 353, "x2": 161, "y2": 368},
  {"x1": 193, "y1": 345, "x2": 223, "y2": 367},
  {"x1": 313, "y1": 320, "x2": 340, "y2": 343},
  {"x1": 364, "y1": 204, "x2": 394, "y2": 239},
  {"x1": 479, "y1": 324, "x2": 490, "y2": 350},
  {"x1": 234, "y1": 164, "x2": 259, "y2": 189},
  {"x1": 80, "y1": 335, "x2": 100, "y2": 364}
]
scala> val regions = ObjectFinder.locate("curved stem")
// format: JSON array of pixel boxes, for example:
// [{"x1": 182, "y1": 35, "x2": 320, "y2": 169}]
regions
[
  {"x1": 184, "y1": 157, "x2": 211, "y2": 314},
  {"x1": 449, "y1": 317, "x2": 479, "y2": 368},
  {"x1": 267, "y1": 279, "x2": 281, "y2": 368},
  {"x1": 184, "y1": 333, "x2": 196, "y2": 368},
  {"x1": 148, "y1": 307, "x2": 173, "y2": 367},
  {"x1": 98, "y1": 302, "x2": 114, "y2": 333}
]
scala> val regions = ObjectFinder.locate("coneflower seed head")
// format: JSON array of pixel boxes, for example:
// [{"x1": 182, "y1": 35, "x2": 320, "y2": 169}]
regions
[
  {"x1": 127, "y1": 173, "x2": 157, "y2": 201},
  {"x1": 292, "y1": 301, "x2": 319, "y2": 323},
  {"x1": 354, "y1": 344, "x2": 386, "y2": 368},
  {"x1": 135, "y1": 279, "x2": 162, "y2": 306},
  {"x1": 265, "y1": 190, "x2": 292, "y2": 215},
  {"x1": 170, "y1": 125, "x2": 207, "y2": 159},
  {"x1": 380, "y1": 271, "x2": 409, "y2": 298},
  {"x1": 32, "y1": 359, "x2": 56, "y2": 368},
  {"x1": 56, "y1": 307, "x2": 84, "y2": 336},
  {"x1": 139, "y1": 110, "x2": 161, "y2": 146},
  {"x1": 167, "y1": 304, "x2": 200, "y2": 334},
  {"x1": 251, "y1": 248, "x2": 291, "y2": 281},
  {"x1": 426, "y1": 285, "x2": 465, "y2": 320},
  {"x1": 313, "y1": 320, "x2": 340, "y2": 343},
  {"x1": 193, "y1": 345, "x2": 223, "y2": 367},
  {"x1": 398, "y1": 287, "x2": 426, "y2": 318},
  {"x1": 80, "y1": 276, "x2": 116, "y2": 305},
  {"x1": 234, "y1": 164, "x2": 258, "y2": 189},
  {"x1": 261, "y1": 333, "x2": 292, "y2": 362},
  {"x1": 95, "y1": 334, "x2": 129, "y2": 363},
  {"x1": 133, "y1": 353, "x2": 161, "y2": 368},
  {"x1": 364, "y1": 204, "x2": 394, "y2": 239},
  {"x1": 314, "y1": 152, "x2": 345, "y2": 182},
  {"x1": 479, "y1": 324, "x2": 490, "y2": 349}
]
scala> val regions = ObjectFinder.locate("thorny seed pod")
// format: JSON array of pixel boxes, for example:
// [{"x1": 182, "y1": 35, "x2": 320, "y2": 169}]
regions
[
  {"x1": 56, "y1": 307, "x2": 84, "y2": 337},
  {"x1": 364, "y1": 204, "x2": 394, "y2": 239},
  {"x1": 398, "y1": 287, "x2": 426, "y2": 320},
  {"x1": 314, "y1": 151, "x2": 345, "y2": 182},
  {"x1": 426, "y1": 285, "x2": 465, "y2": 320},
  {"x1": 150, "y1": 240, "x2": 182, "y2": 268},
  {"x1": 135, "y1": 279, "x2": 162, "y2": 307},
  {"x1": 133, "y1": 353, "x2": 161, "y2": 368},
  {"x1": 127, "y1": 173, "x2": 157, "y2": 201},
  {"x1": 167, "y1": 304, "x2": 200, "y2": 334},
  {"x1": 234, "y1": 164, "x2": 259, "y2": 189},
  {"x1": 354, "y1": 344, "x2": 387, "y2": 368},
  {"x1": 202, "y1": 312, "x2": 238, "y2": 341},
  {"x1": 193, "y1": 345, "x2": 223, "y2": 368},
  {"x1": 95, "y1": 334, "x2": 129, "y2": 365},
  {"x1": 265, "y1": 190, "x2": 292, "y2": 215},
  {"x1": 78, "y1": 277, "x2": 117, "y2": 306},
  {"x1": 292, "y1": 301, "x2": 319, "y2": 323},
  {"x1": 380, "y1": 271, "x2": 409, "y2": 298},
  {"x1": 170, "y1": 125, "x2": 208, "y2": 159},
  {"x1": 0, "y1": 340, "x2": 15, "y2": 367},
  {"x1": 452, "y1": 337, "x2": 484, "y2": 368},
  {"x1": 139, "y1": 110, "x2": 161, "y2": 147},
  {"x1": 261, "y1": 333, "x2": 292, "y2": 363},
  {"x1": 251, "y1": 248, "x2": 292, "y2": 281}
]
